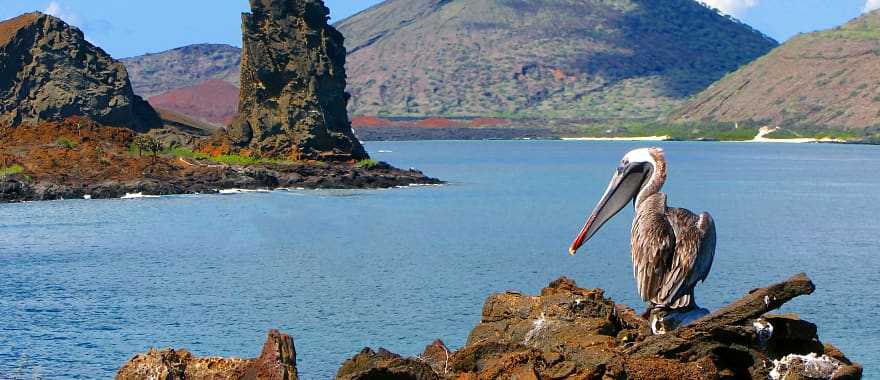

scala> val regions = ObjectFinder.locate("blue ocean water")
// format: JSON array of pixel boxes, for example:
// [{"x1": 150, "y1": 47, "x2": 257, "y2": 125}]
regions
[{"x1": 0, "y1": 140, "x2": 877, "y2": 379}]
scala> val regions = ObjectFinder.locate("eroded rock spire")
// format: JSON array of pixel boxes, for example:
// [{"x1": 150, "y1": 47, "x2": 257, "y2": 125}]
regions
[{"x1": 230, "y1": 0, "x2": 368, "y2": 161}]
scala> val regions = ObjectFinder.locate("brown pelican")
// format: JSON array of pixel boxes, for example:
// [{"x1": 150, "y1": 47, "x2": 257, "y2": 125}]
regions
[{"x1": 568, "y1": 147, "x2": 715, "y2": 333}]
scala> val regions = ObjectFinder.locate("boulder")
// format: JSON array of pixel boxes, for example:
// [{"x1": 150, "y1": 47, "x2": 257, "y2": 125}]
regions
[
  {"x1": 335, "y1": 347, "x2": 439, "y2": 380},
  {"x1": 0, "y1": 13, "x2": 160, "y2": 132},
  {"x1": 116, "y1": 329, "x2": 298, "y2": 380},
  {"x1": 229, "y1": 0, "x2": 368, "y2": 161}
]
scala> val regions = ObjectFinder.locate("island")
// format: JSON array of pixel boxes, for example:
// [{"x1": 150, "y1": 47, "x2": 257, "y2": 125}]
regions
[{"x1": 0, "y1": 3, "x2": 440, "y2": 203}]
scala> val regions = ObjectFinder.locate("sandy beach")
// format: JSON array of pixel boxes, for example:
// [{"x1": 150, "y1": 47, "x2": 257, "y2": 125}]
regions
[{"x1": 746, "y1": 127, "x2": 845, "y2": 143}]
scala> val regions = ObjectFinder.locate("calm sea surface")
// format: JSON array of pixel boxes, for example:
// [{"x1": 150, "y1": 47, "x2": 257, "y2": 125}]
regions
[{"x1": 0, "y1": 140, "x2": 878, "y2": 379}]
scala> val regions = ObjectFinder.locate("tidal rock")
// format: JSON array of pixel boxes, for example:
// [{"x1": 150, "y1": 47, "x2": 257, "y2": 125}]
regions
[
  {"x1": 340, "y1": 274, "x2": 861, "y2": 379},
  {"x1": 230, "y1": 0, "x2": 368, "y2": 161},
  {"x1": 0, "y1": 13, "x2": 160, "y2": 131},
  {"x1": 335, "y1": 347, "x2": 439, "y2": 380},
  {"x1": 116, "y1": 329, "x2": 298, "y2": 380}
]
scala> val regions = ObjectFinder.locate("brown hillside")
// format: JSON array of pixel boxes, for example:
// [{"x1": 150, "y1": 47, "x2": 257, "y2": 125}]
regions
[
  {"x1": 335, "y1": 0, "x2": 776, "y2": 118},
  {"x1": 0, "y1": 12, "x2": 38, "y2": 46},
  {"x1": 148, "y1": 79, "x2": 239, "y2": 126},
  {"x1": 121, "y1": 44, "x2": 241, "y2": 98},
  {"x1": 674, "y1": 11, "x2": 880, "y2": 130}
]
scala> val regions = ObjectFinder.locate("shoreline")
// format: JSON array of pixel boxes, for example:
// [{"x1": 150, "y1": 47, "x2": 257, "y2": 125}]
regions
[
  {"x1": 560, "y1": 135, "x2": 671, "y2": 141},
  {"x1": 0, "y1": 162, "x2": 443, "y2": 204},
  {"x1": 364, "y1": 134, "x2": 870, "y2": 144}
]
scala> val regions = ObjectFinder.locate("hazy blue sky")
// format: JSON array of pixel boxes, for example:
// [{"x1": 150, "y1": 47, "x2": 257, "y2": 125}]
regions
[{"x1": 0, "y1": 0, "x2": 875, "y2": 58}]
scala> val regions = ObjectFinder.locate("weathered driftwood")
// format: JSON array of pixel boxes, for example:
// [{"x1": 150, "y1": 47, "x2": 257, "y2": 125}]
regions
[
  {"x1": 628, "y1": 273, "x2": 815, "y2": 357},
  {"x1": 688, "y1": 273, "x2": 815, "y2": 332}
]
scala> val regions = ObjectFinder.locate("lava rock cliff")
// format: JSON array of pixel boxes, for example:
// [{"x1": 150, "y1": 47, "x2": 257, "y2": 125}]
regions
[
  {"x1": 229, "y1": 0, "x2": 368, "y2": 161},
  {"x1": 0, "y1": 13, "x2": 160, "y2": 132}
]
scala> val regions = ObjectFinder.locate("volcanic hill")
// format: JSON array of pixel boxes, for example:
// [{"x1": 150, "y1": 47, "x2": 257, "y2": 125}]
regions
[
  {"x1": 148, "y1": 79, "x2": 240, "y2": 126},
  {"x1": 121, "y1": 44, "x2": 241, "y2": 98},
  {"x1": 122, "y1": 0, "x2": 776, "y2": 123},
  {"x1": 674, "y1": 10, "x2": 880, "y2": 133},
  {"x1": 0, "y1": 12, "x2": 160, "y2": 132},
  {"x1": 335, "y1": 0, "x2": 777, "y2": 119}
]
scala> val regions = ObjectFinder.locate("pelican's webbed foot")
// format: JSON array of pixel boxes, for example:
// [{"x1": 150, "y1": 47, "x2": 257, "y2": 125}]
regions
[{"x1": 649, "y1": 306, "x2": 710, "y2": 335}]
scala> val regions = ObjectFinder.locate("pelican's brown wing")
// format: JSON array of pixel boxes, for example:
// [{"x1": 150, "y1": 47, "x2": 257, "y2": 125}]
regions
[
  {"x1": 656, "y1": 209, "x2": 716, "y2": 308},
  {"x1": 631, "y1": 194, "x2": 676, "y2": 304}
]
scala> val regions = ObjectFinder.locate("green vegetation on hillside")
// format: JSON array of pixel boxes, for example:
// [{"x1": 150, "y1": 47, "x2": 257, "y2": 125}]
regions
[
  {"x1": 164, "y1": 147, "x2": 291, "y2": 166},
  {"x1": 565, "y1": 121, "x2": 761, "y2": 141},
  {"x1": 55, "y1": 137, "x2": 77, "y2": 149},
  {"x1": 356, "y1": 159, "x2": 380, "y2": 169},
  {"x1": 0, "y1": 164, "x2": 24, "y2": 177},
  {"x1": 336, "y1": 0, "x2": 776, "y2": 119}
]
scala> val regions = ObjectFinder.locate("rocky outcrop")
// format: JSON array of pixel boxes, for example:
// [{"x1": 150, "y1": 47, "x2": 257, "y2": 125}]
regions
[
  {"x1": 336, "y1": 348, "x2": 440, "y2": 380},
  {"x1": 339, "y1": 274, "x2": 862, "y2": 379},
  {"x1": 0, "y1": 13, "x2": 160, "y2": 132},
  {"x1": 0, "y1": 118, "x2": 441, "y2": 203},
  {"x1": 117, "y1": 274, "x2": 861, "y2": 380},
  {"x1": 116, "y1": 329, "x2": 298, "y2": 380},
  {"x1": 229, "y1": 0, "x2": 368, "y2": 161}
]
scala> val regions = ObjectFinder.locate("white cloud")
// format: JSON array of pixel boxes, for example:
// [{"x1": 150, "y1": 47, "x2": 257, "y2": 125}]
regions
[
  {"x1": 44, "y1": 1, "x2": 80, "y2": 25},
  {"x1": 865, "y1": 0, "x2": 880, "y2": 12},
  {"x1": 701, "y1": 0, "x2": 760, "y2": 16}
]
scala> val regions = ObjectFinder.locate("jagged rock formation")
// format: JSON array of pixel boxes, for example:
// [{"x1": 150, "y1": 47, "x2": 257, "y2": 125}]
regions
[
  {"x1": 345, "y1": 274, "x2": 862, "y2": 379},
  {"x1": 0, "y1": 13, "x2": 160, "y2": 132},
  {"x1": 116, "y1": 329, "x2": 298, "y2": 380},
  {"x1": 121, "y1": 44, "x2": 241, "y2": 98},
  {"x1": 335, "y1": 0, "x2": 776, "y2": 119},
  {"x1": 229, "y1": 0, "x2": 368, "y2": 161},
  {"x1": 117, "y1": 274, "x2": 861, "y2": 379},
  {"x1": 674, "y1": 10, "x2": 880, "y2": 131}
]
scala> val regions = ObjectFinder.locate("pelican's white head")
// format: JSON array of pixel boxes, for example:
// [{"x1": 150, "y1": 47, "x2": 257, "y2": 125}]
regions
[
  {"x1": 568, "y1": 147, "x2": 664, "y2": 255},
  {"x1": 621, "y1": 147, "x2": 663, "y2": 170}
]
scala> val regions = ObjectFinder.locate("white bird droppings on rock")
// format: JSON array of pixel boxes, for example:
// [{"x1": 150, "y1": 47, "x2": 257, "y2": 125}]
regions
[{"x1": 769, "y1": 353, "x2": 842, "y2": 380}]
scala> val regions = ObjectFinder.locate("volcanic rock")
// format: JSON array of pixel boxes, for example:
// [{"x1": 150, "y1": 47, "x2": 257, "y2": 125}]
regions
[
  {"x1": 0, "y1": 118, "x2": 441, "y2": 203},
  {"x1": 0, "y1": 13, "x2": 160, "y2": 132},
  {"x1": 335, "y1": 274, "x2": 862, "y2": 379},
  {"x1": 116, "y1": 329, "x2": 298, "y2": 380},
  {"x1": 335, "y1": 348, "x2": 440, "y2": 380},
  {"x1": 116, "y1": 274, "x2": 861, "y2": 379},
  {"x1": 229, "y1": 0, "x2": 368, "y2": 161}
]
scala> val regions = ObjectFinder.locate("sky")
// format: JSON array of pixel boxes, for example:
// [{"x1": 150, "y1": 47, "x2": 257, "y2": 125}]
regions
[{"x1": 0, "y1": 0, "x2": 876, "y2": 59}]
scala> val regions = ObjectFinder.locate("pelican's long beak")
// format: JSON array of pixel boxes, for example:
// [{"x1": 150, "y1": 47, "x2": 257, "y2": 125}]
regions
[{"x1": 569, "y1": 164, "x2": 649, "y2": 255}]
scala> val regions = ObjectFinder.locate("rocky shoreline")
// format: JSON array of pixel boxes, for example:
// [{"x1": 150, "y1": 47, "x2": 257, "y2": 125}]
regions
[
  {"x1": 116, "y1": 273, "x2": 862, "y2": 380},
  {"x1": 0, "y1": 160, "x2": 441, "y2": 203}
]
